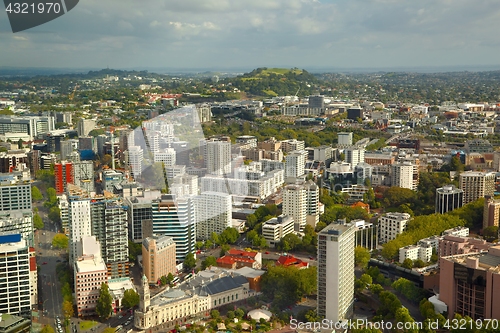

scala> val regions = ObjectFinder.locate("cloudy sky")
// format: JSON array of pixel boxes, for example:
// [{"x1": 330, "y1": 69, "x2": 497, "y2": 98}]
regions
[{"x1": 1, "y1": 0, "x2": 500, "y2": 71}]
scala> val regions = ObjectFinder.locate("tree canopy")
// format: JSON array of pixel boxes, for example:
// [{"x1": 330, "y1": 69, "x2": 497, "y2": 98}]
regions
[
  {"x1": 52, "y1": 234, "x2": 69, "y2": 249},
  {"x1": 122, "y1": 289, "x2": 140, "y2": 309},
  {"x1": 96, "y1": 283, "x2": 113, "y2": 319}
]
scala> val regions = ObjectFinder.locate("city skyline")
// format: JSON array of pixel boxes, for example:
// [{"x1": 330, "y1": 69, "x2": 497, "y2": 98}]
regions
[{"x1": 1, "y1": 1, "x2": 500, "y2": 70}]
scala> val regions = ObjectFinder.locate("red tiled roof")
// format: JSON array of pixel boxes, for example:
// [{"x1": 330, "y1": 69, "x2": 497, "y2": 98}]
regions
[
  {"x1": 29, "y1": 257, "x2": 36, "y2": 271},
  {"x1": 217, "y1": 255, "x2": 255, "y2": 265},
  {"x1": 227, "y1": 249, "x2": 258, "y2": 258},
  {"x1": 276, "y1": 255, "x2": 309, "y2": 269}
]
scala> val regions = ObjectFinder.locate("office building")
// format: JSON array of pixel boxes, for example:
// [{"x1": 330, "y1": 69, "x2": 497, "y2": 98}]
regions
[
  {"x1": 439, "y1": 246, "x2": 500, "y2": 319},
  {"x1": 308, "y1": 95, "x2": 325, "y2": 109},
  {"x1": 0, "y1": 234, "x2": 34, "y2": 317},
  {"x1": 77, "y1": 119, "x2": 96, "y2": 137},
  {"x1": 459, "y1": 171, "x2": 495, "y2": 205},
  {"x1": 74, "y1": 236, "x2": 108, "y2": 317},
  {"x1": 90, "y1": 196, "x2": 129, "y2": 278},
  {"x1": 196, "y1": 103, "x2": 211, "y2": 123},
  {"x1": 436, "y1": 185, "x2": 464, "y2": 214},
  {"x1": 378, "y1": 213, "x2": 411, "y2": 244},
  {"x1": 317, "y1": 223, "x2": 355, "y2": 323},
  {"x1": 194, "y1": 192, "x2": 231, "y2": 241},
  {"x1": 0, "y1": 169, "x2": 32, "y2": 212},
  {"x1": 205, "y1": 140, "x2": 231, "y2": 176},
  {"x1": 438, "y1": 235, "x2": 490, "y2": 257},
  {"x1": 152, "y1": 194, "x2": 195, "y2": 262},
  {"x1": 262, "y1": 215, "x2": 294, "y2": 247},
  {"x1": 0, "y1": 211, "x2": 33, "y2": 247},
  {"x1": 125, "y1": 192, "x2": 159, "y2": 243},
  {"x1": 391, "y1": 162, "x2": 418, "y2": 190},
  {"x1": 0, "y1": 115, "x2": 55, "y2": 141},
  {"x1": 285, "y1": 151, "x2": 305, "y2": 179},
  {"x1": 142, "y1": 235, "x2": 176, "y2": 284},
  {"x1": 153, "y1": 148, "x2": 176, "y2": 167},
  {"x1": 78, "y1": 136, "x2": 94, "y2": 151},
  {"x1": 347, "y1": 107, "x2": 363, "y2": 121},
  {"x1": 102, "y1": 169, "x2": 124, "y2": 193}
]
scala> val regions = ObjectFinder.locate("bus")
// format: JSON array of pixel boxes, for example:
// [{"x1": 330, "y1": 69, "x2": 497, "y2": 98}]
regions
[
  {"x1": 185, "y1": 273, "x2": 193, "y2": 280},
  {"x1": 172, "y1": 277, "x2": 180, "y2": 284},
  {"x1": 115, "y1": 325, "x2": 123, "y2": 332}
]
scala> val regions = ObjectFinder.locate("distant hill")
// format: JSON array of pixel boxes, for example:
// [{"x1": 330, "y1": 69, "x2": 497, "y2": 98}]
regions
[{"x1": 226, "y1": 67, "x2": 319, "y2": 97}]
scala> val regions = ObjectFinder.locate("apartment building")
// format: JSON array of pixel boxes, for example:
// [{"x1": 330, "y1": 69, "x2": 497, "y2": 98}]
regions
[
  {"x1": 459, "y1": 171, "x2": 495, "y2": 205},
  {"x1": 317, "y1": 223, "x2": 355, "y2": 323},
  {"x1": 194, "y1": 192, "x2": 231, "y2": 241},
  {"x1": 378, "y1": 213, "x2": 411, "y2": 244}
]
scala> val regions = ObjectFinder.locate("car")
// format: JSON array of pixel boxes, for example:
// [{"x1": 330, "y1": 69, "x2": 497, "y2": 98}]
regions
[
  {"x1": 265, "y1": 251, "x2": 269, "y2": 254},
  {"x1": 42, "y1": 262, "x2": 48, "y2": 265},
  {"x1": 56, "y1": 260, "x2": 61, "y2": 262},
  {"x1": 118, "y1": 315, "x2": 123, "y2": 319},
  {"x1": 309, "y1": 256, "x2": 314, "y2": 260}
]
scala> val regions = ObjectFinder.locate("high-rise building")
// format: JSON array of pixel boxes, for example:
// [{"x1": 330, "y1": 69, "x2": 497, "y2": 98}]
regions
[
  {"x1": 90, "y1": 196, "x2": 129, "y2": 278},
  {"x1": 74, "y1": 236, "x2": 108, "y2": 318},
  {"x1": 205, "y1": 140, "x2": 231, "y2": 176},
  {"x1": 68, "y1": 193, "x2": 92, "y2": 264},
  {"x1": 0, "y1": 115, "x2": 55, "y2": 141},
  {"x1": 285, "y1": 151, "x2": 306, "y2": 179},
  {"x1": 308, "y1": 95, "x2": 325, "y2": 109},
  {"x1": 78, "y1": 137, "x2": 94, "y2": 152},
  {"x1": 77, "y1": 119, "x2": 96, "y2": 137},
  {"x1": 194, "y1": 192, "x2": 231, "y2": 240},
  {"x1": 344, "y1": 147, "x2": 365, "y2": 168},
  {"x1": 0, "y1": 234, "x2": 35, "y2": 317},
  {"x1": 196, "y1": 103, "x2": 212, "y2": 123},
  {"x1": 337, "y1": 132, "x2": 353, "y2": 148},
  {"x1": 54, "y1": 162, "x2": 73, "y2": 194},
  {"x1": 378, "y1": 213, "x2": 411, "y2": 244},
  {"x1": 152, "y1": 194, "x2": 195, "y2": 262},
  {"x1": 281, "y1": 140, "x2": 305, "y2": 153},
  {"x1": 439, "y1": 246, "x2": 500, "y2": 320},
  {"x1": 391, "y1": 162, "x2": 418, "y2": 190},
  {"x1": 460, "y1": 171, "x2": 495, "y2": 205},
  {"x1": 0, "y1": 211, "x2": 33, "y2": 247},
  {"x1": 483, "y1": 196, "x2": 500, "y2": 229},
  {"x1": 60, "y1": 140, "x2": 74, "y2": 161},
  {"x1": 127, "y1": 146, "x2": 144, "y2": 179},
  {"x1": 0, "y1": 169, "x2": 32, "y2": 212},
  {"x1": 317, "y1": 223, "x2": 355, "y2": 323},
  {"x1": 153, "y1": 148, "x2": 176, "y2": 167},
  {"x1": 125, "y1": 193, "x2": 159, "y2": 243},
  {"x1": 436, "y1": 185, "x2": 464, "y2": 214},
  {"x1": 72, "y1": 161, "x2": 94, "y2": 193},
  {"x1": 0, "y1": 151, "x2": 28, "y2": 173},
  {"x1": 282, "y1": 180, "x2": 319, "y2": 231},
  {"x1": 236, "y1": 136, "x2": 258, "y2": 149},
  {"x1": 142, "y1": 235, "x2": 176, "y2": 284}
]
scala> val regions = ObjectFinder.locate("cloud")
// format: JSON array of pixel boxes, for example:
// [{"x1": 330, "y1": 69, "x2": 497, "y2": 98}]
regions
[{"x1": 0, "y1": 0, "x2": 499, "y2": 69}]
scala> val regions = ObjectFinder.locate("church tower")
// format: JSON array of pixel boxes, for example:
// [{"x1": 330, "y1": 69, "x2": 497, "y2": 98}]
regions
[{"x1": 140, "y1": 274, "x2": 150, "y2": 311}]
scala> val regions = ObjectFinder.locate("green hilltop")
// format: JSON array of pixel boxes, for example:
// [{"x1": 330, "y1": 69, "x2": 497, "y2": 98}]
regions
[{"x1": 227, "y1": 67, "x2": 319, "y2": 97}]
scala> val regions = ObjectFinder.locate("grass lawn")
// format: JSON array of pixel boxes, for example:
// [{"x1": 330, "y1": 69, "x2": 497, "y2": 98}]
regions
[{"x1": 79, "y1": 321, "x2": 98, "y2": 331}]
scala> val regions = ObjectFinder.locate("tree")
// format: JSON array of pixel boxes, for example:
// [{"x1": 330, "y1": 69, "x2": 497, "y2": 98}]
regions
[
  {"x1": 483, "y1": 226, "x2": 498, "y2": 242},
  {"x1": 52, "y1": 234, "x2": 69, "y2": 249},
  {"x1": 183, "y1": 253, "x2": 196, "y2": 271},
  {"x1": 402, "y1": 258, "x2": 413, "y2": 269},
  {"x1": 205, "y1": 239, "x2": 213, "y2": 249},
  {"x1": 40, "y1": 325, "x2": 56, "y2": 333},
  {"x1": 122, "y1": 289, "x2": 140, "y2": 308},
  {"x1": 62, "y1": 300, "x2": 74, "y2": 320},
  {"x1": 413, "y1": 259, "x2": 425, "y2": 268},
  {"x1": 166, "y1": 273, "x2": 174, "y2": 284},
  {"x1": 195, "y1": 241, "x2": 204, "y2": 250},
  {"x1": 279, "y1": 233, "x2": 301, "y2": 252},
  {"x1": 354, "y1": 246, "x2": 370, "y2": 269},
  {"x1": 32, "y1": 186, "x2": 43, "y2": 201},
  {"x1": 234, "y1": 308, "x2": 245, "y2": 319},
  {"x1": 34, "y1": 213, "x2": 44, "y2": 230},
  {"x1": 96, "y1": 283, "x2": 113, "y2": 319},
  {"x1": 160, "y1": 276, "x2": 167, "y2": 286},
  {"x1": 220, "y1": 244, "x2": 230, "y2": 257},
  {"x1": 48, "y1": 206, "x2": 61, "y2": 223},
  {"x1": 102, "y1": 328, "x2": 116, "y2": 333},
  {"x1": 210, "y1": 310, "x2": 220, "y2": 319},
  {"x1": 202, "y1": 256, "x2": 217, "y2": 270}
]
